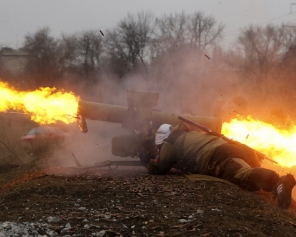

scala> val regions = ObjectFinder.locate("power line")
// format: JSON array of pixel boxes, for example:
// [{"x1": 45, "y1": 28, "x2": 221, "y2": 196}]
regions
[
  {"x1": 223, "y1": 13, "x2": 291, "y2": 36},
  {"x1": 284, "y1": 2, "x2": 296, "y2": 27},
  {"x1": 259, "y1": 13, "x2": 291, "y2": 24},
  {"x1": 223, "y1": 2, "x2": 296, "y2": 37}
]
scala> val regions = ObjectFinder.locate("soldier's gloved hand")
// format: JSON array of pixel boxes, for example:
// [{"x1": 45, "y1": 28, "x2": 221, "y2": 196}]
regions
[{"x1": 139, "y1": 152, "x2": 151, "y2": 166}]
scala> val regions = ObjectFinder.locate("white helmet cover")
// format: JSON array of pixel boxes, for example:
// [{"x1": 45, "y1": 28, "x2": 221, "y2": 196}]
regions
[{"x1": 155, "y1": 124, "x2": 172, "y2": 145}]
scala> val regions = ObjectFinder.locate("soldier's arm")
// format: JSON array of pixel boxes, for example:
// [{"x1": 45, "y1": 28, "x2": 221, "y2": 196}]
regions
[
  {"x1": 146, "y1": 157, "x2": 174, "y2": 174},
  {"x1": 145, "y1": 142, "x2": 175, "y2": 174},
  {"x1": 139, "y1": 148, "x2": 174, "y2": 174}
]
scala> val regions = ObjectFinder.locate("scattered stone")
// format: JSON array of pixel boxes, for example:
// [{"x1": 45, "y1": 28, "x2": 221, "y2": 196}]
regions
[
  {"x1": 65, "y1": 222, "x2": 71, "y2": 228},
  {"x1": 104, "y1": 212, "x2": 111, "y2": 219},
  {"x1": 98, "y1": 230, "x2": 106, "y2": 236},
  {"x1": 47, "y1": 216, "x2": 60, "y2": 223},
  {"x1": 179, "y1": 219, "x2": 188, "y2": 223},
  {"x1": 211, "y1": 208, "x2": 221, "y2": 212},
  {"x1": 197, "y1": 209, "x2": 204, "y2": 214}
]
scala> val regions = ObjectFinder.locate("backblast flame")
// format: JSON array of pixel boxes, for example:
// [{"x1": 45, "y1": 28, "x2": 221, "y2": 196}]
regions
[
  {"x1": 0, "y1": 81, "x2": 79, "y2": 124},
  {"x1": 222, "y1": 116, "x2": 296, "y2": 168}
]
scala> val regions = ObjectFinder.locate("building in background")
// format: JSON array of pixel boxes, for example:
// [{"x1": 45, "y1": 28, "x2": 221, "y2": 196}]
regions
[{"x1": 0, "y1": 47, "x2": 34, "y2": 74}]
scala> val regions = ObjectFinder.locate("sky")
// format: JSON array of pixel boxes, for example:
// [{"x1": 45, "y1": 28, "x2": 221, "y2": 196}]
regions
[{"x1": 0, "y1": 0, "x2": 296, "y2": 49}]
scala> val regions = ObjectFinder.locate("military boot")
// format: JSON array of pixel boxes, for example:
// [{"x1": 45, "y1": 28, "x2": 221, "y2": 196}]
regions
[{"x1": 273, "y1": 174, "x2": 296, "y2": 209}]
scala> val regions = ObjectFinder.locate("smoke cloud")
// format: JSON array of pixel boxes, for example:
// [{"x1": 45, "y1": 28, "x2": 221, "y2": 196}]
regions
[{"x1": 2, "y1": 41, "x2": 296, "y2": 182}]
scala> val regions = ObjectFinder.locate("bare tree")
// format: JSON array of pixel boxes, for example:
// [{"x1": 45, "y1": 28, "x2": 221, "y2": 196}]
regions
[
  {"x1": 228, "y1": 24, "x2": 288, "y2": 79},
  {"x1": 76, "y1": 30, "x2": 103, "y2": 84},
  {"x1": 152, "y1": 11, "x2": 224, "y2": 59},
  {"x1": 105, "y1": 12, "x2": 154, "y2": 78},
  {"x1": 224, "y1": 24, "x2": 296, "y2": 122},
  {"x1": 23, "y1": 27, "x2": 60, "y2": 87},
  {"x1": 281, "y1": 26, "x2": 296, "y2": 73},
  {"x1": 187, "y1": 12, "x2": 224, "y2": 52},
  {"x1": 0, "y1": 46, "x2": 3, "y2": 76},
  {"x1": 156, "y1": 12, "x2": 188, "y2": 44},
  {"x1": 57, "y1": 30, "x2": 103, "y2": 87},
  {"x1": 152, "y1": 12, "x2": 188, "y2": 60},
  {"x1": 58, "y1": 34, "x2": 79, "y2": 74}
]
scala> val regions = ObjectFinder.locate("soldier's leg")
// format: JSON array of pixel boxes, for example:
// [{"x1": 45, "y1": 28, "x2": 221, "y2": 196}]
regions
[
  {"x1": 211, "y1": 158, "x2": 279, "y2": 191},
  {"x1": 209, "y1": 157, "x2": 295, "y2": 209}
]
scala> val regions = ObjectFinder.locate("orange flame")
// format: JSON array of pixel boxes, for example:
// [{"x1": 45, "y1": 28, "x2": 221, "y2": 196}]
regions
[
  {"x1": 0, "y1": 81, "x2": 79, "y2": 124},
  {"x1": 222, "y1": 116, "x2": 296, "y2": 167}
]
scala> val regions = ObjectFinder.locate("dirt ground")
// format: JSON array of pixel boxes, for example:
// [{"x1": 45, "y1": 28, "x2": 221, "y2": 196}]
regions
[
  {"x1": 1, "y1": 115, "x2": 296, "y2": 236},
  {"x1": 1, "y1": 162, "x2": 296, "y2": 237}
]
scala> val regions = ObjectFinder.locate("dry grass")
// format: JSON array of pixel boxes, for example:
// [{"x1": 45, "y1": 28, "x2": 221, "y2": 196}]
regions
[{"x1": 0, "y1": 113, "x2": 56, "y2": 166}]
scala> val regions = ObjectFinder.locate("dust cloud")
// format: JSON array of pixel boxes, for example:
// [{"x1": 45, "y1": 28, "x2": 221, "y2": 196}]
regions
[
  {"x1": 50, "y1": 45, "x2": 296, "y2": 171},
  {"x1": 44, "y1": 120, "x2": 135, "y2": 168},
  {"x1": 2, "y1": 44, "x2": 296, "y2": 180}
]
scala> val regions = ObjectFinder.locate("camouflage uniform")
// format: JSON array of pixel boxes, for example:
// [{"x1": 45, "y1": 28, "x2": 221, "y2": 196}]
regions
[{"x1": 146, "y1": 124, "x2": 279, "y2": 192}]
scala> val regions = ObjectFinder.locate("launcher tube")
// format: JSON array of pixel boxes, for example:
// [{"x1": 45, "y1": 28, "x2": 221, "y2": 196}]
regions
[{"x1": 78, "y1": 100, "x2": 222, "y2": 133}]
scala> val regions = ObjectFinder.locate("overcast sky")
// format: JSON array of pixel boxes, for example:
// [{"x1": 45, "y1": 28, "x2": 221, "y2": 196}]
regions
[{"x1": 1, "y1": 0, "x2": 296, "y2": 49}]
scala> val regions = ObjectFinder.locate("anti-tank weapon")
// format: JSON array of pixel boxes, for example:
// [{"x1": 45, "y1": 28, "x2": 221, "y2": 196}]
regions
[{"x1": 75, "y1": 90, "x2": 223, "y2": 168}]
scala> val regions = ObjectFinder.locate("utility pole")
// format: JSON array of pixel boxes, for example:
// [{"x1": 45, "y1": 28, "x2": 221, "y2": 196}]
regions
[
  {"x1": 283, "y1": 3, "x2": 296, "y2": 28},
  {"x1": 290, "y1": 2, "x2": 296, "y2": 13}
]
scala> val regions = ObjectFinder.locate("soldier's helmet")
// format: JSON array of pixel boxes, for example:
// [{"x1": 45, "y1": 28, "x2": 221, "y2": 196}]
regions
[{"x1": 155, "y1": 124, "x2": 172, "y2": 145}]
